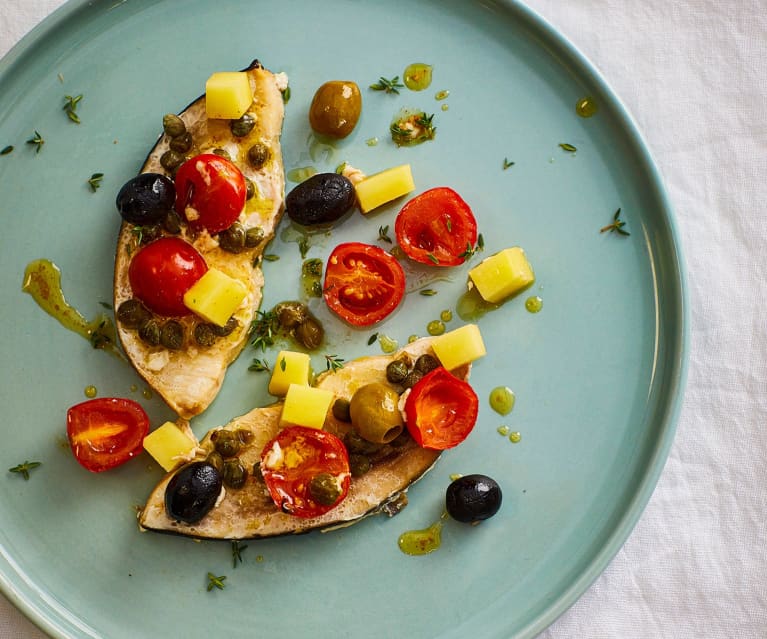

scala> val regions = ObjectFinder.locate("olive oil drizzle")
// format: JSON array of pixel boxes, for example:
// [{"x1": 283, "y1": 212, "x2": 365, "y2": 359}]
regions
[
  {"x1": 22, "y1": 259, "x2": 121, "y2": 358},
  {"x1": 398, "y1": 511, "x2": 448, "y2": 555}
]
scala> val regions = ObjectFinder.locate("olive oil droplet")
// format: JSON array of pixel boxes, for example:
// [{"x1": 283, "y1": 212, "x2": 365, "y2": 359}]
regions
[
  {"x1": 489, "y1": 386, "x2": 515, "y2": 415},
  {"x1": 440, "y1": 309, "x2": 453, "y2": 322},
  {"x1": 576, "y1": 96, "x2": 598, "y2": 118},
  {"x1": 435, "y1": 89, "x2": 450, "y2": 100},
  {"x1": 142, "y1": 388, "x2": 153, "y2": 400},
  {"x1": 84, "y1": 385, "x2": 97, "y2": 398},
  {"x1": 403, "y1": 63, "x2": 433, "y2": 91},
  {"x1": 497, "y1": 425, "x2": 511, "y2": 436},
  {"x1": 366, "y1": 137, "x2": 378, "y2": 146},
  {"x1": 378, "y1": 334, "x2": 398, "y2": 353},
  {"x1": 398, "y1": 520, "x2": 443, "y2": 555},
  {"x1": 427, "y1": 320, "x2": 445, "y2": 336},
  {"x1": 286, "y1": 166, "x2": 317, "y2": 183},
  {"x1": 525, "y1": 296, "x2": 543, "y2": 313},
  {"x1": 509, "y1": 431, "x2": 522, "y2": 444}
]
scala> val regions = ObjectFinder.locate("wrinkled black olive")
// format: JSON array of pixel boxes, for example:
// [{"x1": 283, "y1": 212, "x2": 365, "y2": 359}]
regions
[
  {"x1": 116, "y1": 173, "x2": 175, "y2": 226},
  {"x1": 445, "y1": 474, "x2": 502, "y2": 523},
  {"x1": 286, "y1": 173, "x2": 355, "y2": 226},
  {"x1": 165, "y1": 462, "x2": 222, "y2": 524}
]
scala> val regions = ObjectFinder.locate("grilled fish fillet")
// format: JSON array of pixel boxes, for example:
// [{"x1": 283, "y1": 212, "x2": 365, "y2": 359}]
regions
[
  {"x1": 113, "y1": 60, "x2": 286, "y2": 419},
  {"x1": 139, "y1": 337, "x2": 471, "y2": 540}
]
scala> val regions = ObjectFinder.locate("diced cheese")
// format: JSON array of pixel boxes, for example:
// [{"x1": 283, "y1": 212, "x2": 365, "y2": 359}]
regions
[
  {"x1": 183, "y1": 268, "x2": 247, "y2": 327},
  {"x1": 268, "y1": 350, "x2": 312, "y2": 396},
  {"x1": 354, "y1": 164, "x2": 415, "y2": 213},
  {"x1": 280, "y1": 384, "x2": 334, "y2": 430},
  {"x1": 468, "y1": 247, "x2": 535, "y2": 304},
  {"x1": 143, "y1": 422, "x2": 197, "y2": 472},
  {"x1": 431, "y1": 324, "x2": 486, "y2": 371},
  {"x1": 205, "y1": 72, "x2": 252, "y2": 120}
]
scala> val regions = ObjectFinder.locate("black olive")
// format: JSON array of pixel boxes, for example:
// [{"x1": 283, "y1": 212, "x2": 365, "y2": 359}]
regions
[
  {"x1": 286, "y1": 172, "x2": 355, "y2": 226},
  {"x1": 165, "y1": 462, "x2": 222, "y2": 524},
  {"x1": 445, "y1": 474, "x2": 502, "y2": 523},
  {"x1": 414, "y1": 354, "x2": 440, "y2": 375},
  {"x1": 162, "y1": 114, "x2": 186, "y2": 138},
  {"x1": 116, "y1": 299, "x2": 152, "y2": 329},
  {"x1": 115, "y1": 173, "x2": 175, "y2": 226},
  {"x1": 230, "y1": 113, "x2": 256, "y2": 137},
  {"x1": 169, "y1": 131, "x2": 193, "y2": 153}
]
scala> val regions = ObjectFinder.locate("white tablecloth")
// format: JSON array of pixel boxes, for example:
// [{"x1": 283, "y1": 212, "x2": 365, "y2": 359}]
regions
[{"x1": 2, "y1": 1, "x2": 766, "y2": 637}]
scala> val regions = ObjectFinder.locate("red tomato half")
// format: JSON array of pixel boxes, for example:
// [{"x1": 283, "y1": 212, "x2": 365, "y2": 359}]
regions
[
  {"x1": 174, "y1": 153, "x2": 246, "y2": 234},
  {"x1": 128, "y1": 236, "x2": 207, "y2": 316},
  {"x1": 66, "y1": 398, "x2": 150, "y2": 472},
  {"x1": 404, "y1": 367, "x2": 479, "y2": 450},
  {"x1": 395, "y1": 187, "x2": 478, "y2": 267},
  {"x1": 260, "y1": 426, "x2": 351, "y2": 518},
  {"x1": 323, "y1": 242, "x2": 406, "y2": 326}
]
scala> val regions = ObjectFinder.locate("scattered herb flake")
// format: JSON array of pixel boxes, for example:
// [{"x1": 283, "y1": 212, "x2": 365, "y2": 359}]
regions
[
  {"x1": 600, "y1": 208, "x2": 630, "y2": 236},
  {"x1": 87, "y1": 172, "x2": 104, "y2": 192},
  {"x1": 248, "y1": 358, "x2": 270, "y2": 372},
  {"x1": 298, "y1": 236, "x2": 309, "y2": 259},
  {"x1": 1, "y1": 145, "x2": 13, "y2": 156},
  {"x1": 263, "y1": 254, "x2": 280, "y2": 262},
  {"x1": 281, "y1": 86, "x2": 291, "y2": 104},
  {"x1": 206, "y1": 572, "x2": 227, "y2": 591},
  {"x1": 9, "y1": 460, "x2": 41, "y2": 480},
  {"x1": 420, "y1": 288, "x2": 438, "y2": 296},
  {"x1": 325, "y1": 354, "x2": 345, "y2": 372},
  {"x1": 26, "y1": 131, "x2": 44, "y2": 153},
  {"x1": 367, "y1": 333, "x2": 379, "y2": 346},
  {"x1": 231, "y1": 540, "x2": 247, "y2": 568},
  {"x1": 390, "y1": 110, "x2": 436, "y2": 147},
  {"x1": 378, "y1": 225, "x2": 392, "y2": 243},
  {"x1": 503, "y1": 158, "x2": 515, "y2": 170},
  {"x1": 280, "y1": 357, "x2": 287, "y2": 372},
  {"x1": 559, "y1": 143, "x2": 577, "y2": 153},
  {"x1": 369, "y1": 76, "x2": 404, "y2": 94},
  {"x1": 63, "y1": 94, "x2": 83, "y2": 124}
]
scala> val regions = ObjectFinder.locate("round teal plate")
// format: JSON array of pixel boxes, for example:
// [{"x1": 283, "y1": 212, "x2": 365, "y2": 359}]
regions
[{"x1": 0, "y1": 1, "x2": 687, "y2": 637}]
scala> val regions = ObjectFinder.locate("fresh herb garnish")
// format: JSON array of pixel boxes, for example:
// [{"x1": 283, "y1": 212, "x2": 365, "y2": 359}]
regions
[
  {"x1": 503, "y1": 158, "x2": 515, "y2": 170},
  {"x1": 280, "y1": 357, "x2": 287, "y2": 372},
  {"x1": 87, "y1": 172, "x2": 104, "y2": 192},
  {"x1": 459, "y1": 233, "x2": 485, "y2": 260},
  {"x1": 298, "y1": 236, "x2": 310, "y2": 259},
  {"x1": 231, "y1": 540, "x2": 247, "y2": 568},
  {"x1": 206, "y1": 572, "x2": 227, "y2": 591},
  {"x1": 378, "y1": 225, "x2": 392, "y2": 243},
  {"x1": 335, "y1": 161, "x2": 348, "y2": 175},
  {"x1": 390, "y1": 111, "x2": 436, "y2": 147},
  {"x1": 251, "y1": 310, "x2": 277, "y2": 351},
  {"x1": 367, "y1": 333, "x2": 378, "y2": 346},
  {"x1": 26, "y1": 131, "x2": 44, "y2": 153},
  {"x1": 1, "y1": 145, "x2": 13, "y2": 156},
  {"x1": 420, "y1": 288, "x2": 438, "y2": 296},
  {"x1": 263, "y1": 254, "x2": 280, "y2": 262},
  {"x1": 369, "y1": 76, "x2": 404, "y2": 94},
  {"x1": 600, "y1": 208, "x2": 630, "y2": 236},
  {"x1": 9, "y1": 460, "x2": 41, "y2": 480},
  {"x1": 281, "y1": 86, "x2": 291, "y2": 104},
  {"x1": 325, "y1": 354, "x2": 345, "y2": 372},
  {"x1": 559, "y1": 143, "x2": 577, "y2": 153},
  {"x1": 248, "y1": 358, "x2": 270, "y2": 372},
  {"x1": 63, "y1": 94, "x2": 83, "y2": 124},
  {"x1": 427, "y1": 253, "x2": 439, "y2": 265},
  {"x1": 90, "y1": 319, "x2": 114, "y2": 350}
]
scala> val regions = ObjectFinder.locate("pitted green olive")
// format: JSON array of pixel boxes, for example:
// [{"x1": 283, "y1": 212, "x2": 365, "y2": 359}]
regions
[{"x1": 349, "y1": 382, "x2": 404, "y2": 444}]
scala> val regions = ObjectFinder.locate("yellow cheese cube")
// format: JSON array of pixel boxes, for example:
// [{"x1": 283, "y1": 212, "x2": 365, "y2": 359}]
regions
[
  {"x1": 205, "y1": 72, "x2": 252, "y2": 120},
  {"x1": 280, "y1": 384, "x2": 334, "y2": 429},
  {"x1": 354, "y1": 164, "x2": 415, "y2": 213},
  {"x1": 143, "y1": 422, "x2": 197, "y2": 472},
  {"x1": 268, "y1": 351, "x2": 312, "y2": 396},
  {"x1": 431, "y1": 324, "x2": 486, "y2": 371},
  {"x1": 183, "y1": 268, "x2": 248, "y2": 327},
  {"x1": 468, "y1": 247, "x2": 535, "y2": 304}
]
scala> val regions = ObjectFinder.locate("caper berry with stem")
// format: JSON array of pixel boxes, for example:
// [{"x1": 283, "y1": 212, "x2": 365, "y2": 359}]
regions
[
  {"x1": 160, "y1": 320, "x2": 184, "y2": 350},
  {"x1": 117, "y1": 299, "x2": 152, "y2": 329},
  {"x1": 162, "y1": 113, "x2": 186, "y2": 138},
  {"x1": 230, "y1": 113, "x2": 256, "y2": 137},
  {"x1": 222, "y1": 458, "x2": 248, "y2": 489},
  {"x1": 212, "y1": 430, "x2": 241, "y2": 457},
  {"x1": 308, "y1": 472, "x2": 341, "y2": 506}
]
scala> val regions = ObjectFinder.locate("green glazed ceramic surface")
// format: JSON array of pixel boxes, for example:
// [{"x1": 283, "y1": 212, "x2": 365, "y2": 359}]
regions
[{"x1": 0, "y1": 1, "x2": 687, "y2": 637}]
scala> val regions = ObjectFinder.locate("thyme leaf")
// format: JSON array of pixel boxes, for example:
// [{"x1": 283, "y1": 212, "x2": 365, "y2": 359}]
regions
[
  {"x1": 9, "y1": 460, "x2": 41, "y2": 480},
  {"x1": 369, "y1": 76, "x2": 404, "y2": 94},
  {"x1": 600, "y1": 208, "x2": 630, "y2": 236},
  {"x1": 231, "y1": 540, "x2": 247, "y2": 568},
  {"x1": 206, "y1": 572, "x2": 227, "y2": 591},
  {"x1": 1, "y1": 145, "x2": 13, "y2": 156},
  {"x1": 420, "y1": 288, "x2": 438, "y2": 296},
  {"x1": 503, "y1": 158, "x2": 515, "y2": 170},
  {"x1": 251, "y1": 310, "x2": 277, "y2": 351},
  {"x1": 26, "y1": 131, "x2": 44, "y2": 153},
  {"x1": 87, "y1": 172, "x2": 104, "y2": 192},
  {"x1": 378, "y1": 225, "x2": 392, "y2": 243},
  {"x1": 367, "y1": 333, "x2": 378, "y2": 346},
  {"x1": 559, "y1": 143, "x2": 577, "y2": 152},
  {"x1": 325, "y1": 354, "x2": 345, "y2": 372},
  {"x1": 248, "y1": 358, "x2": 270, "y2": 372},
  {"x1": 63, "y1": 94, "x2": 83, "y2": 124}
]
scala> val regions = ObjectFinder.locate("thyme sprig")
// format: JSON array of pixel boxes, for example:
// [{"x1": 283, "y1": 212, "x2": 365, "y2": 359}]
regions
[
  {"x1": 26, "y1": 131, "x2": 44, "y2": 153},
  {"x1": 503, "y1": 158, "x2": 515, "y2": 170},
  {"x1": 458, "y1": 233, "x2": 485, "y2": 260},
  {"x1": 369, "y1": 76, "x2": 404, "y2": 94},
  {"x1": 206, "y1": 572, "x2": 227, "y2": 591},
  {"x1": 390, "y1": 111, "x2": 436, "y2": 147},
  {"x1": 9, "y1": 460, "x2": 41, "y2": 480},
  {"x1": 378, "y1": 225, "x2": 392, "y2": 243},
  {"x1": 87, "y1": 172, "x2": 104, "y2": 192},
  {"x1": 600, "y1": 208, "x2": 630, "y2": 236},
  {"x1": 324, "y1": 354, "x2": 345, "y2": 372},
  {"x1": 251, "y1": 310, "x2": 277, "y2": 351},
  {"x1": 231, "y1": 540, "x2": 247, "y2": 568},
  {"x1": 248, "y1": 358, "x2": 270, "y2": 372},
  {"x1": 63, "y1": 94, "x2": 83, "y2": 124}
]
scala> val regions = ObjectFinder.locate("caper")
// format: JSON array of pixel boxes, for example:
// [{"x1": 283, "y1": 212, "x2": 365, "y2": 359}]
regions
[
  {"x1": 386, "y1": 359, "x2": 409, "y2": 384},
  {"x1": 206, "y1": 451, "x2": 224, "y2": 472},
  {"x1": 349, "y1": 454, "x2": 371, "y2": 477},
  {"x1": 245, "y1": 226, "x2": 264, "y2": 247},
  {"x1": 222, "y1": 459, "x2": 248, "y2": 489},
  {"x1": 245, "y1": 178, "x2": 256, "y2": 200},
  {"x1": 163, "y1": 209, "x2": 182, "y2": 234},
  {"x1": 402, "y1": 370, "x2": 424, "y2": 389},
  {"x1": 294, "y1": 316, "x2": 324, "y2": 350},
  {"x1": 160, "y1": 149, "x2": 184, "y2": 171},
  {"x1": 332, "y1": 398, "x2": 351, "y2": 422},
  {"x1": 308, "y1": 472, "x2": 341, "y2": 506},
  {"x1": 308, "y1": 81, "x2": 362, "y2": 139},
  {"x1": 193, "y1": 322, "x2": 217, "y2": 347},
  {"x1": 236, "y1": 428, "x2": 254, "y2": 444},
  {"x1": 210, "y1": 317, "x2": 239, "y2": 337},
  {"x1": 274, "y1": 301, "x2": 308, "y2": 330},
  {"x1": 162, "y1": 113, "x2": 186, "y2": 138},
  {"x1": 251, "y1": 462, "x2": 264, "y2": 482},
  {"x1": 160, "y1": 320, "x2": 184, "y2": 350},
  {"x1": 230, "y1": 113, "x2": 256, "y2": 137},
  {"x1": 169, "y1": 131, "x2": 193, "y2": 153},
  {"x1": 247, "y1": 143, "x2": 270, "y2": 168},
  {"x1": 218, "y1": 222, "x2": 246, "y2": 253},
  {"x1": 212, "y1": 430, "x2": 241, "y2": 457},
  {"x1": 138, "y1": 318, "x2": 161, "y2": 346},
  {"x1": 414, "y1": 354, "x2": 439, "y2": 375},
  {"x1": 212, "y1": 147, "x2": 232, "y2": 161},
  {"x1": 138, "y1": 224, "x2": 162, "y2": 244},
  {"x1": 116, "y1": 299, "x2": 152, "y2": 329},
  {"x1": 344, "y1": 431, "x2": 382, "y2": 455}
]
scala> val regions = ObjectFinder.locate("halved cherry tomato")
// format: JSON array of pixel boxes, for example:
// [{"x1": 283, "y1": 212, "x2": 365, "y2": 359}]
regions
[
  {"x1": 404, "y1": 367, "x2": 479, "y2": 450},
  {"x1": 395, "y1": 187, "x2": 478, "y2": 267},
  {"x1": 66, "y1": 398, "x2": 150, "y2": 472},
  {"x1": 260, "y1": 426, "x2": 350, "y2": 519},
  {"x1": 128, "y1": 236, "x2": 207, "y2": 316},
  {"x1": 174, "y1": 153, "x2": 246, "y2": 234},
  {"x1": 323, "y1": 242, "x2": 406, "y2": 326}
]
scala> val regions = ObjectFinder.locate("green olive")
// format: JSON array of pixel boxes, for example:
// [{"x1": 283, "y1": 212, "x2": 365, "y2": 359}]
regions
[
  {"x1": 212, "y1": 430, "x2": 240, "y2": 457},
  {"x1": 309, "y1": 81, "x2": 362, "y2": 139},
  {"x1": 349, "y1": 383, "x2": 404, "y2": 444},
  {"x1": 386, "y1": 359, "x2": 409, "y2": 384},
  {"x1": 308, "y1": 472, "x2": 341, "y2": 506},
  {"x1": 160, "y1": 320, "x2": 184, "y2": 350},
  {"x1": 162, "y1": 113, "x2": 186, "y2": 138},
  {"x1": 222, "y1": 459, "x2": 247, "y2": 489},
  {"x1": 169, "y1": 131, "x2": 193, "y2": 153},
  {"x1": 247, "y1": 143, "x2": 270, "y2": 168},
  {"x1": 117, "y1": 299, "x2": 152, "y2": 329}
]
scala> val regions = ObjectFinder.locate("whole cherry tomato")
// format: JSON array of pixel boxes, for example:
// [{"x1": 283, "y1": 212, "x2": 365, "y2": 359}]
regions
[
  {"x1": 260, "y1": 426, "x2": 351, "y2": 518},
  {"x1": 404, "y1": 367, "x2": 479, "y2": 450},
  {"x1": 128, "y1": 237, "x2": 207, "y2": 316},
  {"x1": 66, "y1": 398, "x2": 150, "y2": 472},
  {"x1": 323, "y1": 242, "x2": 406, "y2": 326},
  {"x1": 395, "y1": 187, "x2": 478, "y2": 266},
  {"x1": 174, "y1": 153, "x2": 246, "y2": 234}
]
